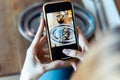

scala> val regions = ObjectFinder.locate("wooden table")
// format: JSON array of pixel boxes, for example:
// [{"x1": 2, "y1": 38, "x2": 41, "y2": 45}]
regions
[
  {"x1": 0, "y1": 0, "x2": 43, "y2": 76},
  {"x1": 0, "y1": 0, "x2": 84, "y2": 76},
  {"x1": 115, "y1": 0, "x2": 120, "y2": 14}
]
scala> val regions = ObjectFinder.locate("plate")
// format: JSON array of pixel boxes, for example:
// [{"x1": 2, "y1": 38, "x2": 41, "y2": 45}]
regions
[
  {"x1": 50, "y1": 24, "x2": 75, "y2": 44},
  {"x1": 18, "y1": 2, "x2": 95, "y2": 42}
]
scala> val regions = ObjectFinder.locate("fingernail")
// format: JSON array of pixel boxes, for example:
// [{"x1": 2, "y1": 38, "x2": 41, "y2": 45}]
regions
[{"x1": 62, "y1": 49, "x2": 70, "y2": 55}]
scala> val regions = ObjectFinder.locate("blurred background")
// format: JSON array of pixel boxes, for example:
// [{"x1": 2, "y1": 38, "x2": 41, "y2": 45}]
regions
[{"x1": 0, "y1": 0, "x2": 120, "y2": 80}]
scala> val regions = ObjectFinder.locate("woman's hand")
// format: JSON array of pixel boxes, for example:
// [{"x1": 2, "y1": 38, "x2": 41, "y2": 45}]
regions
[
  {"x1": 20, "y1": 18, "x2": 65, "y2": 80},
  {"x1": 63, "y1": 27, "x2": 90, "y2": 70}
]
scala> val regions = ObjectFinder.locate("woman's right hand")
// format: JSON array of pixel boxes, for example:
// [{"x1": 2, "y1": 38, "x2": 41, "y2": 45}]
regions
[
  {"x1": 63, "y1": 27, "x2": 90, "y2": 70},
  {"x1": 20, "y1": 18, "x2": 65, "y2": 80}
]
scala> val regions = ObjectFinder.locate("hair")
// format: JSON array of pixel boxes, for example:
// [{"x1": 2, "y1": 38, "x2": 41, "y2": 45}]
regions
[{"x1": 71, "y1": 28, "x2": 120, "y2": 80}]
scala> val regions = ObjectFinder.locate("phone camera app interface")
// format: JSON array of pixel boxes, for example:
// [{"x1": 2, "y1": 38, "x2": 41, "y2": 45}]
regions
[{"x1": 47, "y1": 10, "x2": 76, "y2": 48}]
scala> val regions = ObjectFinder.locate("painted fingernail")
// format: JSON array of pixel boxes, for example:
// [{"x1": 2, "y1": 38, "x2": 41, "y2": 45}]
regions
[{"x1": 62, "y1": 49, "x2": 70, "y2": 55}]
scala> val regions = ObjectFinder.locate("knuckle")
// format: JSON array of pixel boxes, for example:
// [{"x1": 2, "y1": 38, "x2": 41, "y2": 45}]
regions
[{"x1": 72, "y1": 51, "x2": 78, "y2": 57}]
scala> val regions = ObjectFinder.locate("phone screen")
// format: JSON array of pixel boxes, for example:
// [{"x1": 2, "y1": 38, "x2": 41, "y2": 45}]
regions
[{"x1": 44, "y1": 2, "x2": 78, "y2": 60}]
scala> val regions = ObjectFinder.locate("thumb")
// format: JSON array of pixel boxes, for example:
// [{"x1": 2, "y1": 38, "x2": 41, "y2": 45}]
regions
[
  {"x1": 44, "y1": 60, "x2": 66, "y2": 71},
  {"x1": 63, "y1": 49, "x2": 83, "y2": 61}
]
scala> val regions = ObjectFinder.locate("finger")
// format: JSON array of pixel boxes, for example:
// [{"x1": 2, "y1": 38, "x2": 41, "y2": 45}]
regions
[
  {"x1": 77, "y1": 27, "x2": 89, "y2": 51},
  {"x1": 71, "y1": 62, "x2": 78, "y2": 71},
  {"x1": 63, "y1": 49, "x2": 83, "y2": 61},
  {"x1": 38, "y1": 34, "x2": 47, "y2": 47},
  {"x1": 43, "y1": 48, "x2": 49, "y2": 54},
  {"x1": 31, "y1": 18, "x2": 45, "y2": 47},
  {"x1": 39, "y1": 56, "x2": 51, "y2": 63},
  {"x1": 44, "y1": 60, "x2": 65, "y2": 71},
  {"x1": 37, "y1": 49, "x2": 49, "y2": 56}
]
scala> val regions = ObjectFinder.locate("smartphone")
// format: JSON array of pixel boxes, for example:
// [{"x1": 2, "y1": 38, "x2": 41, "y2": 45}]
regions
[{"x1": 43, "y1": 1, "x2": 78, "y2": 61}]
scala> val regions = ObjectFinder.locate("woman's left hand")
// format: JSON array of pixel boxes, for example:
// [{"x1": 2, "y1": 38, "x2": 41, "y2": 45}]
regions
[{"x1": 63, "y1": 27, "x2": 90, "y2": 71}]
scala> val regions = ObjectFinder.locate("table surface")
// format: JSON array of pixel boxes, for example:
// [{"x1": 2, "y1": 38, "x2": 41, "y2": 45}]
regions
[{"x1": 0, "y1": 0, "x2": 42, "y2": 76}]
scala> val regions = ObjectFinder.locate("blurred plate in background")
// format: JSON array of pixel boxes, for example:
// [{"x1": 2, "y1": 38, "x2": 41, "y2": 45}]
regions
[{"x1": 18, "y1": 2, "x2": 95, "y2": 42}]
